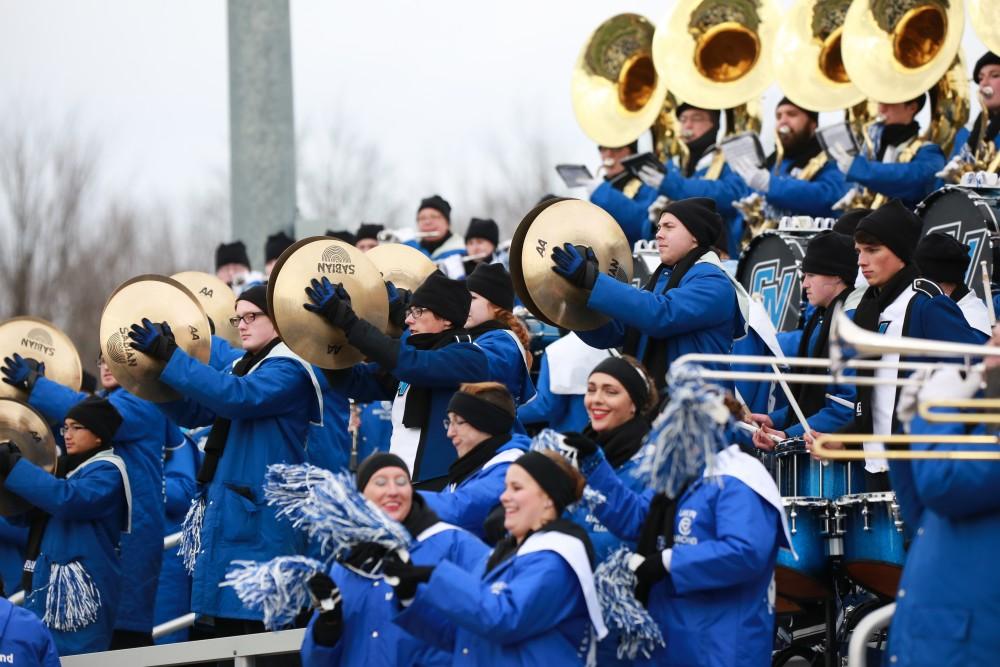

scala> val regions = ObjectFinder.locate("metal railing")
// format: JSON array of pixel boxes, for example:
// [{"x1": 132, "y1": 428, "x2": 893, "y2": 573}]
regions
[{"x1": 847, "y1": 602, "x2": 896, "y2": 667}]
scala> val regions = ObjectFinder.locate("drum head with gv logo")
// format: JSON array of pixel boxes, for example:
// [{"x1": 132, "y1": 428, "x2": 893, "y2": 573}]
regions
[
  {"x1": 736, "y1": 232, "x2": 806, "y2": 332},
  {"x1": 917, "y1": 186, "x2": 1000, "y2": 301}
]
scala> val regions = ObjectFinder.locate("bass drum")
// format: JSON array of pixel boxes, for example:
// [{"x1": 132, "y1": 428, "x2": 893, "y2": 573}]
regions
[
  {"x1": 917, "y1": 185, "x2": 1000, "y2": 301},
  {"x1": 736, "y1": 232, "x2": 808, "y2": 332}
]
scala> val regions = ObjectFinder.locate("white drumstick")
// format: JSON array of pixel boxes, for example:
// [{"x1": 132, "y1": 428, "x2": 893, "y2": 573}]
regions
[
  {"x1": 734, "y1": 420, "x2": 783, "y2": 443},
  {"x1": 825, "y1": 393, "x2": 855, "y2": 409},
  {"x1": 982, "y1": 261, "x2": 995, "y2": 326}
]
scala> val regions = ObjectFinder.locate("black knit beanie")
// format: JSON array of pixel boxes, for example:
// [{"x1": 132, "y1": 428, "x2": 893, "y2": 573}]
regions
[
  {"x1": 974, "y1": 52, "x2": 1000, "y2": 84},
  {"x1": 663, "y1": 197, "x2": 723, "y2": 247},
  {"x1": 356, "y1": 452, "x2": 409, "y2": 491},
  {"x1": 356, "y1": 223, "x2": 384, "y2": 241},
  {"x1": 854, "y1": 199, "x2": 923, "y2": 264},
  {"x1": 236, "y1": 285, "x2": 270, "y2": 317},
  {"x1": 216, "y1": 241, "x2": 251, "y2": 271},
  {"x1": 410, "y1": 270, "x2": 471, "y2": 328},
  {"x1": 465, "y1": 218, "x2": 500, "y2": 247},
  {"x1": 265, "y1": 232, "x2": 295, "y2": 263},
  {"x1": 326, "y1": 229, "x2": 357, "y2": 246},
  {"x1": 589, "y1": 357, "x2": 649, "y2": 413},
  {"x1": 914, "y1": 232, "x2": 971, "y2": 285},
  {"x1": 778, "y1": 96, "x2": 819, "y2": 123},
  {"x1": 833, "y1": 208, "x2": 872, "y2": 237},
  {"x1": 66, "y1": 397, "x2": 123, "y2": 446},
  {"x1": 418, "y1": 195, "x2": 451, "y2": 222},
  {"x1": 466, "y1": 262, "x2": 514, "y2": 312},
  {"x1": 801, "y1": 231, "x2": 858, "y2": 285}
]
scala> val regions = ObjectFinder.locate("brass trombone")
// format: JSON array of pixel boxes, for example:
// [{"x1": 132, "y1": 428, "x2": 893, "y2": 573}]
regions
[{"x1": 812, "y1": 434, "x2": 1000, "y2": 461}]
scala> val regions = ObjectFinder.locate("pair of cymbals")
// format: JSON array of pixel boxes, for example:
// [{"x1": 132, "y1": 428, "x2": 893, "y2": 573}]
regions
[
  {"x1": 171, "y1": 271, "x2": 242, "y2": 348},
  {"x1": 0, "y1": 317, "x2": 82, "y2": 402},
  {"x1": 267, "y1": 237, "x2": 389, "y2": 369},
  {"x1": 99, "y1": 275, "x2": 212, "y2": 402},
  {"x1": 509, "y1": 198, "x2": 633, "y2": 331},
  {"x1": 365, "y1": 244, "x2": 437, "y2": 337},
  {"x1": 0, "y1": 399, "x2": 58, "y2": 517}
]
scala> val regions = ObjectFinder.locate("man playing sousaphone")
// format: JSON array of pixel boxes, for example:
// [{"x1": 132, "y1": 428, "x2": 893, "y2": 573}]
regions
[{"x1": 550, "y1": 197, "x2": 747, "y2": 393}]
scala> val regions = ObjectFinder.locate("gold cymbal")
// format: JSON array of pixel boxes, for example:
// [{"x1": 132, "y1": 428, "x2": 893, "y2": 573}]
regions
[
  {"x1": 99, "y1": 275, "x2": 212, "y2": 403},
  {"x1": 170, "y1": 271, "x2": 241, "y2": 348},
  {"x1": 969, "y1": 0, "x2": 1000, "y2": 55},
  {"x1": 773, "y1": 0, "x2": 866, "y2": 112},
  {"x1": 654, "y1": 0, "x2": 781, "y2": 110},
  {"x1": 0, "y1": 317, "x2": 82, "y2": 402},
  {"x1": 365, "y1": 244, "x2": 437, "y2": 292},
  {"x1": 267, "y1": 237, "x2": 389, "y2": 369},
  {"x1": 0, "y1": 398, "x2": 59, "y2": 517},
  {"x1": 842, "y1": 0, "x2": 964, "y2": 103},
  {"x1": 509, "y1": 198, "x2": 633, "y2": 331},
  {"x1": 571, "y1": 13, "x2": 670, "y2": 148}
]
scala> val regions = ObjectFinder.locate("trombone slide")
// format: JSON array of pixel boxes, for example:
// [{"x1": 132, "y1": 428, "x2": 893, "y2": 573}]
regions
[
  {"x1": 812, "y1": 433, "x2": 1000, "y2": 461},
  {"x1": 918, "y1": 398, "x2": 1000, "y2": 424}
]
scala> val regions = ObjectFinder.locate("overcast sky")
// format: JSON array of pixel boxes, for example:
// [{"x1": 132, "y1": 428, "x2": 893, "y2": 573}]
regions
[{"x1": 0, "y1": 0, "x2": 990, "y2": 232}]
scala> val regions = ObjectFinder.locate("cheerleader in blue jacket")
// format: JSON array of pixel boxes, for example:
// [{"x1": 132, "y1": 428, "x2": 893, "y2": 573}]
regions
[
  {"x1": 388, "y1": 450, "x2": 608, "y2": 665},
  {"x1": 0, "y1": 397, "x2": 131, "y2": 656},
  {"x1": 421, "y1": 382, "x2": 529, "y2": 542},
  {"x1": 300, "y1": 453, "x2": 488, "y2": 667},
  {"x1": 128, "y1": 285, "x2": 323, "y2": 636},
  {"x1": 305, "y1": 271, "x2": 490, "y2": 488}
]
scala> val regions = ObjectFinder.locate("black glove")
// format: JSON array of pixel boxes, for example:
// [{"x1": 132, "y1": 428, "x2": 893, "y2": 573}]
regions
[
  {"x1": 128, "y1": 318, "x2": 178, "y2": 362},
  {"x1": 0, "y1": 448, "x2": 22, "y2": 477},
  {"x1": 551, "y1": 243, "x2": 599, "y2": 290},
  {"x1": 382, "y1": 552, "x2": 434, "y2": 605},
  {"x1": 347, "y1": 319, "x2": 400, "y2": 370},
  {"x1": 386, "y1": 282, "x2": 412, "y2": 332},
  {"x1": 1, "y1": 354, "x2": 45, "y2": 393},
  {"x1": 304, "y1": 277, "x2": 359, "y2": 334},
  {"x1": 562, "y1": 431, "x2": 600, "y2": 465},
  {"x1": 633, "y1": 551, "x2": 669, "y2": 606},
  {"x1": 307, "y1": 572, "x2": 343, "y2": 646},
  {"x1": 341, "y1": 541, "x2": 392, "y2": 574}
]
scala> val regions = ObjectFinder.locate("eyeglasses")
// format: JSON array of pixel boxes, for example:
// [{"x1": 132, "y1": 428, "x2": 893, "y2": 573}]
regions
[
  {"x1": 405, "y1": 306, "x2": 429, "y2": 320},
  {"x1": 442, "y1": 416, "x2": 468, "y2": 430},
  {"x1": 60, "y1": 424, "x2": 90, "y2": 437},
  {"x1": 229, "y1": 311, "x2": 265, "y2": 327}
]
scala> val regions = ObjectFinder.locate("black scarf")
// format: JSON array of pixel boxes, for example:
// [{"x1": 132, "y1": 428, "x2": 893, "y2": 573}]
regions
[
  {"x1": 401, "y1": 492, "x2": 440, "y2": 540},
  {"x1": 636, "y1": 482, "x2": 692, "y2": 556},
  {"x1": 877, "y1": 122, "x2": 920, "y2": 161},
  {"x1": 765, "y1": 134, "x2": 823, "y2": 171},
  {"x1": 447, "y1": 434, "x2": 510, "y2": 488},
  {"x1": 967, "y1": 111, "x2": 1000, "y2": 151},
  {"x1": 22, "y1": 445, "x2": 110, "y2": 591},
  {"x1": 401, "y1": 330, "x2": 467, "y2": 430},
  {"x1": 683, "y1": 129, "x2": 719, "y2": 177},
  {"x1": 485, "y1": 518, "x2": 596, "y2": 573},
  {"x1": 785, "y1": 287, "x2": 853, "y2": 423},
  {"x1": 420, "y1": 231, "x2": 454, "y2": 256},
  {"x1": 583, "y1": 417, "x2": 650, "y2": 469},
  {"x1": 849, "y1": 264, "x2": 921, "y2": 433},
  {"x1": 196, "y1": 338, "x2": 282, "y2": 484},
  {"x1": 622, "y1": 246, "x2": 710, "y2": 388}
]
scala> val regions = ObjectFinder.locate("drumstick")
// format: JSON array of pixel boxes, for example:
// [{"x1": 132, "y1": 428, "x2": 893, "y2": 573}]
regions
[
  {"x1": 825, "y1": 393, "x2": 855, "y2": 409},
  {"x1": 982, "y1": 261, "x2": 996, "y2": 326},
  {"x1": 770, "y1": 362, "x2": 813, "y2": 435},
  {"x1": 734, "y1": 420, "x2": 783, "y2": 443}
]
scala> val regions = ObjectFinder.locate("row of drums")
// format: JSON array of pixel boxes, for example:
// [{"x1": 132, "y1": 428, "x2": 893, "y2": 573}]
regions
[{"x1": 767, "y1": 439, "x2": 905, "y2": 613}]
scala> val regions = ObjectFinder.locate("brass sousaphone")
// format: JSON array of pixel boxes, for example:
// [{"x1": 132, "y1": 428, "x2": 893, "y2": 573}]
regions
[
  {"x1": 509, "y1": 198, "x2": 633, "y2": 331},
  {"x1": 99, "y1": 275, "x2": 212, "y2": 402},
  {"x1": 267, "y1": 237, "x2": 389, "y2": 369},
  {"x1": 0, "y1": 398, "x2": 59, "y2": 516},
  {"x1": 0, "y1": 317, "x2": 83, "y2": 402},
  {"x1": 171, "y1": 271, "x2": 242, "y2": 348}
]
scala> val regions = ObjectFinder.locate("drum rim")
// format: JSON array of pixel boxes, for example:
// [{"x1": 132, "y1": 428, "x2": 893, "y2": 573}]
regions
[
  {"x1": 781, "y1": 496, "x2": 831, "y2": 507},
  {"x1": 834, "y1": 492, "x2": 896, "y2": 505}
]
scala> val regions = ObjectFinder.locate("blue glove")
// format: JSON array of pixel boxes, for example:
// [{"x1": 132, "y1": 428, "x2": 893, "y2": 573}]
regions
[
  {"x1": 1, "y1": 353, "x2": 45, "y2": 392},
  {"x1": 304, "y1": 276, "x2": 359, "y2": 334},
  {"x1": 551, "y1": 243, "x2": 599, "y2": 290},
  {"x1": 128, "y1": 318, "x2": 178, "y2": 362}
]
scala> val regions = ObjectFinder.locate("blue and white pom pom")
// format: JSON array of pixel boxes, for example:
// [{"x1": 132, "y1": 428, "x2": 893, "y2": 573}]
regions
[
  {"x1": 634, "y1": 364, "x2": 731, "y2": 498},
  {"x1": 264, "y1": 463, "x2": 410, "y2": 562},
  {"x1": 44, "y1": 561, "x2": 102, "y2": 631},
  {"x1": 222, "y1": 556, "x2": 325, "y2": 630},
  {"x1": 178, "y1": 494, "x2": 206, "y2": 574},
  {"x1": 529, "y1": 429, "x2": 607, "y2": 524},
  {"x1": 595, "y1": 547, "x2": 666, "y2": 660}
]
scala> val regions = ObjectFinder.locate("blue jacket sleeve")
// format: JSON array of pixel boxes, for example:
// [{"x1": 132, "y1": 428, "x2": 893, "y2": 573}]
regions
[
  {"x1": 300, "y1": 610, "x2": 343, "y2": 667},
  {"x1": 846, "y1": 144, "x2": 945, "y2": 204},
  {"x1": 575, "y1": 319, "x2": 626, "y2": 351},
  {"x1": 588, "y1": 265, "x2": 735, "y2": 338},
  {"x1": 659, "y1": 162, "x2": 749, "y2": 216},
  {"x1": 590, "y1": 181, "x2": 658, "y2": 247},
  {"x1": 586, "y1": 456, "x2": 653, "y2": 542},
  {"x1": 766, "y1": 161, "x2": 848, "y2": 217},
  {"x1": 910, "y1": 295, "x2": 986, "y2": 346},
  {"x1": 0, "y1": 518, "x2": 28, "y2": 547},
  {"x1": 669, "y1": 479, "x2": 779, "y2": 593},
  {"x1": 159, "y1": 349, "x2": 313, "y2": 420},
  {"x1": 164, "y1": 439, "x2": 199, "y2": 517},
  {"x1": 5, "y1": 459, "x2": 123, "y2": 522},
  {"x1": 392, "y1": 341, "x2": 490, "y2": 389},
  {"x1": 517, "y1": 354, "x2": 553, "y2": 425},
  {"x1": 324, "y1": 363, "x2": 397, "y2": 404},
  {"x1": 421, "y1": 466, "x2": 508, "y2": 535},
  {"x1": 27, "y1": 377, "x2": 88, "y2": 425},
  {"x1": 781, "y1": 380, "x2": 856, "y2": 437}
]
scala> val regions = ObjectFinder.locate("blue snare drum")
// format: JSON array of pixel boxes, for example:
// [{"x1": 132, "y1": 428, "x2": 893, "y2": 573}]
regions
[
  {"x1": 775, "y1": 497, "x2": 832, "y2": 602},
  {"x1": 834, "y1": 492, "x2": 906, "y2": 598},
  {"x1": 775, "y1": 438, "x2": 865, "y2": 500}
]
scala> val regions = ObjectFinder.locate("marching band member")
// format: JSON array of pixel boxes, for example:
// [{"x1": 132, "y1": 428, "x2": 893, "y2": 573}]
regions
[
  {"x1": 943, "y1": 52, "x2": 1000, "y2": 165},
  {"x1": 830, "y1": 94, "x2": 945, "y2": 209},
  {"x1": 0, "y1": 593, "x2": 60, "y2": 666},
  {"x1": 556, "y1": 197, "x2": 746, "y2": 393},
  {"x1": 301, "y1": 453, "x2": 488, "y2": 667},
  {"x1": 128, "y1": 285, "x2": 322, "y2": 637},
  {"x1": 421, "y1": 382, "x2": 529, "y2": 541},
  {"x1": 306, "y1": 271, "x2": 489, "y2": 489},
  {"x1": 326, "y1": 229, "x2": 358, "y2": 246},
  {"x1": 914, "y1": 232, "x2": 992, "y2": 339},
  {"x1": 215, "y1": 241, "x2": 252, "y2": 287},
  {"x1": 464, "y1": 262, "x2": 535, "y2": 406},
  {"x1": 730, "y1": 97, "x2": 848, "y2": 219},
  {"x1": 462, "y1": 217, "x2": 501, "y2": 275},
  {"x1": 355, "y1": 223, "x2": 384, "y2": 253},
  {"x1": 0, "y1": 397, "x2": 131, "y2": 656},
  {"x1": 751, "y1": 231, "x2": 859, "y2": 445},
  {"x1": 264, "y1": 231, "x2": 295, "y2": 277},
  {"x1": 637, "y1": 104, "x2": 750, "y2": 257},
  {"x1": 2, "y1": 352, "x2": 181, "y2": 648},
  {"x1": 405, "y1": 195, "x2": 467, "y2": 262},
  {"x1": 389, "y1": 449, "x2": 608, "y2": 665},
  {"x1": 587, "y1": 140, "x2": 660, "y2": 247}
]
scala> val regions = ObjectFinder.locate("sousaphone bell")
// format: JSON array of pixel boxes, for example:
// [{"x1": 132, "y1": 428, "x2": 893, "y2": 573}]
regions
[
  {"x1": 267, "y1": 237, "x2": 389, "y2": 369},
  {"x1": 509, "y1": 198, "x2": 633, "y2": 331},
  {"x1": 171, "y1": 271, "x2": 242, "y2": 348},
  {"x1": 0, "y1": 398, "x2": 59, "y2": 516},
  {"x1": 0, "y1": 317, "x2": 83, "y2": 402},
  {"x1": 99, "y1": 275, "x2": 212, "y2": 403}
]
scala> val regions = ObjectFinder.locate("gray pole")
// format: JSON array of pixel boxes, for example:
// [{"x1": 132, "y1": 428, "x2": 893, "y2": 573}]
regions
[{"x1": 228, "y1": 0, "x2": 297, "y2": 270}]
